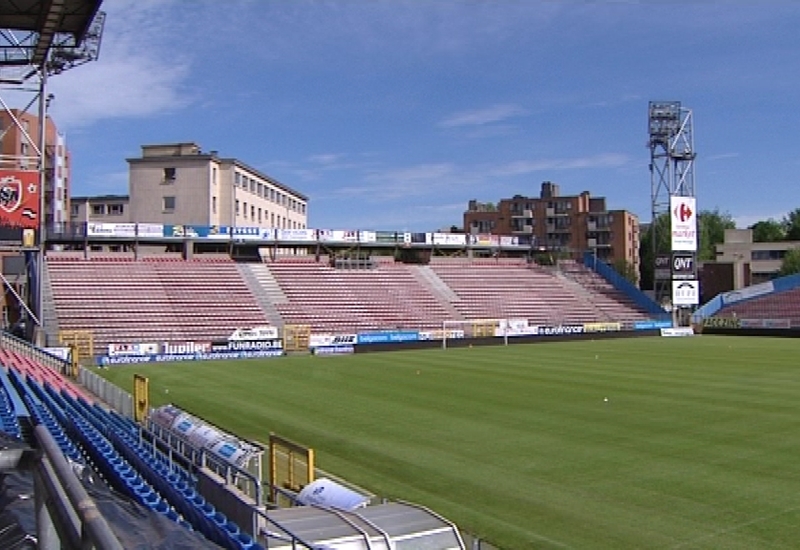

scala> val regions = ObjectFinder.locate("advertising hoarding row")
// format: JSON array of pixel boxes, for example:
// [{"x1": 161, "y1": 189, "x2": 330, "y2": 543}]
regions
[{"x1": 78, "y1": 222, "x2": 533, "y2": 247}]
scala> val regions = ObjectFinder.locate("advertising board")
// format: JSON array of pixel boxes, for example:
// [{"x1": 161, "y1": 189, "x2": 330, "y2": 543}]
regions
[
  {"x1": 672, "y1": 279, "x2": 699, "y2": 306},
  {"x1": 633, "y1": 320, "x2": 673, "y2": 330},
  {"x1": 670, "y1": 196, "x2": 697, "y2": 252},
  {"x1": 660, "y1": 327, "x2": 695, "y2": 337},
  {"x1": 671, "y1": 254, "x2": 697, "y2": 280},
  {"x1": 87, "y1": 223, "x2": 136, "y2": 238},
  {"x1": 537, "y1": 325, "x2": 585, "y2": 336},
  {"x1": 432, "y1": 233, "x2": 467, "y2": 246},
  {"x1": 308, "y1": 334, "x2": 358, "y2": 348},
  {"x1": 356, "y1": 331, "x2": 419, "y2": 344},
  {"x1": 312, "y1": 345, "x2": 355, "y2": 356},
  {"x1": 655, "y1": 254, "x2": 671, "y2": 280},
  {"x1": 0, "y1": 170, "x2": 39, "y2": 229},
  {"x1": 583, "y1": 322, "x2": 622, "y2": 333},
  {"x1": 275, "y1": 228, "x2": 316, "y2": 242}
]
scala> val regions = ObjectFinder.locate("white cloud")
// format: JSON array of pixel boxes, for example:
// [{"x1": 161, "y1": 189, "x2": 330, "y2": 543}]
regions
[
  {"x1": 307, "y1": 153, "x2": 343, "y2": 165},
  {"x1": 439, "y1": 104, "x2": 529, "y2": 128},
  {"x1": 491, "y1": 153, "x2": 629, "y2": 176},
  {"x1": 46, "y1": 1, "x2": 192, "y2": 129},
  {"x1": 706, "y1": 152, "x2": 740, "y2": 162}
]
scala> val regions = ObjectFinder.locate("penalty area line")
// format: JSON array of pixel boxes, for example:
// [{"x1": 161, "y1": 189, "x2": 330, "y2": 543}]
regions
[{"x1": 671, "y1": 504, "x2": 800, "y2": 549}]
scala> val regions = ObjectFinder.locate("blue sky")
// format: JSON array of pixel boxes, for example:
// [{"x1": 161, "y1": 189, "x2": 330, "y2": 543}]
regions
[{"x1": 44, "y1": 1, "x2": 800, "y2": 231}]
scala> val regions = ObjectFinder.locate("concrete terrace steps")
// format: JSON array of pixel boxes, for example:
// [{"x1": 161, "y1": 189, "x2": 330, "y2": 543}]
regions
[
  {"x1": 409, "y1": 265, "x2": 465, "y2": 321},
  {"x1": 554, "y1": 271, "x2": 614, "y2": 322},
  {"x1": 237, "y1": 263, "x2": 286, "y2": 327}
]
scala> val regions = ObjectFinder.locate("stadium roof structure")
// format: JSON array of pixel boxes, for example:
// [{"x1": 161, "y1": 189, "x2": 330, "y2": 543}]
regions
[{"x1": 0, "y1": 0, "x2": 104, "y2": 78}]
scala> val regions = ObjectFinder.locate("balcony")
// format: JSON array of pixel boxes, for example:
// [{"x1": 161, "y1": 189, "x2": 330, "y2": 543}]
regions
[
  {"x1": 512, "y1": 225, "x2": 534, "y2": 234},
  {"x1": 510, "y1": 210, "x2": 534, "y2": 219}
]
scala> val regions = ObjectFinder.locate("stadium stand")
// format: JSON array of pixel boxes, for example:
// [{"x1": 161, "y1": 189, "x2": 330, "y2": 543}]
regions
[
  {"x1": 266, "y1": 259, "x2": 455, "y2": 332},
  {"x1": 557, "y1": 259, "x2": 654, "y2": 321},
  {"x1": 46, "y1": 254, "x2": 269, "y2": 354},
  {"x1": 713, "y1": 287, "x2": 800, "y2": 326},
  {"x1": 45, "y1": 253, "x2": 655, "y2": 355}
]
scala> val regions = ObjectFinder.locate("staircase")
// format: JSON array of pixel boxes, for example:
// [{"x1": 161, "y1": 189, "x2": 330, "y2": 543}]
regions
[
  {"x1": 237, "y1": 263, "x2": 286, "y2": 327},
  {"x1": 555, "y1": 270, "x2": 612, "y2": 321},
  {"x1": 410, "y1": 266, "x2": 465, "y2": 321},
  {"x1": 40, "y1": 260, "x2": 60, "y2": 346}
]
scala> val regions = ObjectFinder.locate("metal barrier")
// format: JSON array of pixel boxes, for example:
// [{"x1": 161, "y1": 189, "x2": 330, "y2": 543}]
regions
[
  {"x1": 78, "y1": 368, "x2": 134, "y2": 419},
  {"x1": 0, "y1": 331, "x2": 70, "y2": 374},
  {"x1": 14, "y1": 426, "x2": 123, "y2": 550}
]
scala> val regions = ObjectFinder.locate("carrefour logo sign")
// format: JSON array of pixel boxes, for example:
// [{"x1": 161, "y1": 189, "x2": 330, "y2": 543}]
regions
[{"x1": 670, "y1": 196, "x2": 697, "y2": 252}]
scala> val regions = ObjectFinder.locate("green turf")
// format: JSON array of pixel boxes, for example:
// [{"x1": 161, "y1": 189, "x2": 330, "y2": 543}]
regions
[{"x1": 96, "y1": 336, "x2": 800, "y2": 549}]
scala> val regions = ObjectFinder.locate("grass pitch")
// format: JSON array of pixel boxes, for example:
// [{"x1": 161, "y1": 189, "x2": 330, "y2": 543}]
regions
[{"x1": 96, "y1": 336, "x2": 800, "y2": 549}]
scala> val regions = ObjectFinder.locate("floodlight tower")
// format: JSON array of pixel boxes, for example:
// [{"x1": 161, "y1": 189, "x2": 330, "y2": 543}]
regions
[
  {"x1": 648, "y1": 101, "x2": 697, "y2": 308},
  {"x1": 0, "y1": 1, "x2": 105, "y2": 343}
]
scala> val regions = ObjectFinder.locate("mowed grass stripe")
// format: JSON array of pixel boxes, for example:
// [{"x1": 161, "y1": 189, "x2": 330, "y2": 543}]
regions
[{"x1": 97, "y1": 336, "x2": 800, "y2": 549}]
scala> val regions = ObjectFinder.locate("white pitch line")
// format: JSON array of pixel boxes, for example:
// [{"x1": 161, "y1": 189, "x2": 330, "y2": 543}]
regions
[{"x1": 671, "y1": 504, "x2": 800, "y2": 549}]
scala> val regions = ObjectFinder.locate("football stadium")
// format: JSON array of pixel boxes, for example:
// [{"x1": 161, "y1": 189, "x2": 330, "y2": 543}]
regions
[{"x1": 1, "y1": 3, "x2": 800, "y2": 550}]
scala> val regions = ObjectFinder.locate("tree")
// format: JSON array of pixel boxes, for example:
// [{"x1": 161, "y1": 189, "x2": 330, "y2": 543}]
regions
[
  {"x1": 612, "y1": 258, "x2": 638, "y2": 285},
  {"x1": 779, "y1": 248, "x2": 800, "y2": 276},
  {"x1": 784, "y1": 209, "x2": 800, "y2": 241},
  {"x1": 750, "y1": 219, "x2": 786, "y2": 243},
  {"x1": 697, "y1": 209, "x2": 736, "y2": 261}
]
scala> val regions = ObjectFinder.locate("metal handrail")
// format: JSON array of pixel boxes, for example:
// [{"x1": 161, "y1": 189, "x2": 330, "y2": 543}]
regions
[{"x1": 33, "y1": 425, "x2": 124, "y2": 550}]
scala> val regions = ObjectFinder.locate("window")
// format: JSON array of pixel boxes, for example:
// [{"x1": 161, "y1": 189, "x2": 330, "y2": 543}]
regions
[
  {"x1": 212, "y1": 196, "x2": 217, "y2": 214},
  {"x1": 70, "y1": 204, "x2": 79, "y2": 217},
  {"x1": 92, "y1": 204, "x2": 105, "y2": 216},
  {"x1": 235, "y1": 173, "x2": 241, "y2": 185},
  {"x1": 258, "y1": 208, "x2": 262, "y2": 223},
  {"x1": 270, "y1": 188, "x2": 275, "y2": 201},
  {"x1": 212, "y1": 167, "x2": 217, "y2": 185},
  {"x1": 109, "y1": 204, "x2": 124, "y2": 215},
  {"x1": 163, "y1": 167, "x2": 176, "y2": 181},
  {"x1": 243, "y1": 202, "x2": 248, "y2": 218},
  {"x1": 235, "y1": 200, "x2": 240, "y2": 215},
  {"x1": 271, "y1": 212, "x2": 275, "y2": 226},
  {"x1": 250, "y1": 179, "x2": 256, "y2": 193},
  {"x1": 257, "y1": 183, "x2": 263, "y2": 196},
  {"x1": 250, "y1": 205, "x2": 255, "y2": 220},
  {"x1": 163, "y1": 196, "x2": 176, "y2": 211}
]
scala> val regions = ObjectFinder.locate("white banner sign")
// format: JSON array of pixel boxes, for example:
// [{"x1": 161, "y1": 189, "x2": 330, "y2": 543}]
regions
[
  {"x1": 309, "y1": 334, "x2": 358, "y2": 348},
  {"x1": 499, "y1": 236, "x2": 521, "y2": 247},
  {"x1": 318, "y1": 229, "x2": 359, "y2": 243},
  {"x1": 661, "y1": 327, "x2": 695, "y2": 337},
  {"x1": 229, "y1": 326, "x2": 279, "y2": 341},
  {"x1": 87, "y1": 222, "x2": 136, "y2": 238},
  {"x1": 108, "y1": 342, "x2": 159, "y2": 357},
  {"x1": 670, "y1": 196, "x2": 697, "y2": 252},
  {"x1": 136, "y1": 223, "x2": 164, "y2": 238},
  {"x1": 672, "y1": 279, "x2": 699, "y2": 306},
  {"x1": 358, "y1": 231, "x2": 377, "y2": 243},
  {"x1": 432, "y1": 233, "x2": 467, "y2": 246},
  {"x1": 275, "y1": 228, "x2": 315, "y2": 242}
]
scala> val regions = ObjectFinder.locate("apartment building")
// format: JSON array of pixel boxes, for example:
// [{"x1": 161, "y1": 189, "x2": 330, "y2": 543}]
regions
[
  {"x1": 70, "y1": 194, "x2": 130, "y2": 223},
  {"x1": 0, "y1": 109, "x2": 70, "y2": 226},
  {"x1": 126, "y1": 142, "x2": 308, "y2": 229},
  {"x1": 464, "y1": 181, "x2": 639, "y2": 268}
]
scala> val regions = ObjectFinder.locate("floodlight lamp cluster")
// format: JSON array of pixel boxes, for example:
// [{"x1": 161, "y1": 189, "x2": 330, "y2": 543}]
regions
[{"x1": 47, "y1": 11, "x2": 105, "y2": 76}]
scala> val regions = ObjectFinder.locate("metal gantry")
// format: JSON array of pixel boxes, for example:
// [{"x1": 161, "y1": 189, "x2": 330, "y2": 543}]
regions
[
  {"x1": 0, "y1": 1, "x2": 105, "y2": 342},
  {"x1": 648, "y1": 101, "x2": 697, "y2": 307}
]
